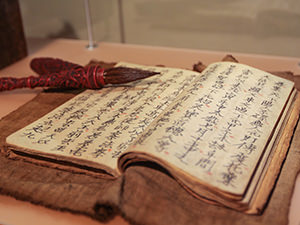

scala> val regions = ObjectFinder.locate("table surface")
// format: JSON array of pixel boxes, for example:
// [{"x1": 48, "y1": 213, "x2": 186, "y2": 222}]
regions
[{"x1": 0, "y1": 39, "x2": 299, "y2": 225}]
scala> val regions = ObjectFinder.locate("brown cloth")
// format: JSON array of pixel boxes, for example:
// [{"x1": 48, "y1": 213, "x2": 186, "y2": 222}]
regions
[{"x1": 0, "y1": 72, "x2": 300, "y2": 225}]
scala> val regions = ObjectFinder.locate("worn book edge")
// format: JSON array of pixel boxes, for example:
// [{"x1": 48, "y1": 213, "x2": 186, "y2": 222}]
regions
[{"x1": 247, "y1": 92, "x2": 300, "y2": 213}]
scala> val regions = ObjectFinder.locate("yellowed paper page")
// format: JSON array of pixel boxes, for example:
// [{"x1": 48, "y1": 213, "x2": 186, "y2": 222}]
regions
[
  {"x1": 126, "y1": 62, "x2": 294, "y2": 195},
  {"x1": 6, "y1": 62, "x2": 199, "y2": 173}
]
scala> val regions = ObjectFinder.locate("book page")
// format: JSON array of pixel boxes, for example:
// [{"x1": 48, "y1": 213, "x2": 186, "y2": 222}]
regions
[
  {"x1": 125, "y1": 62, "x2": 294, "y2": 194},
  {"x1": 6, "y1": 62, "x2": 199, "y2": 173}
]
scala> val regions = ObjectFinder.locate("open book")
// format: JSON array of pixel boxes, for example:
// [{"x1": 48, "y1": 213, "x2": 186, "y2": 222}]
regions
[{"x1": 6, "y1": 61, "x2": 298, "y2": 214}]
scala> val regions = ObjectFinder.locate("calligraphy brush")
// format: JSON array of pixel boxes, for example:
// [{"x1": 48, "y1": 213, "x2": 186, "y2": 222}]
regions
[{"x1": 0, "y1": 57, "x2": 160, "y2": 92}]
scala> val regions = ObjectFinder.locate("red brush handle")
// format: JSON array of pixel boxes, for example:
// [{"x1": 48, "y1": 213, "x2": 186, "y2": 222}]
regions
[{"x1": 0, "y1": 66, "x2": 105, "y2": 91}]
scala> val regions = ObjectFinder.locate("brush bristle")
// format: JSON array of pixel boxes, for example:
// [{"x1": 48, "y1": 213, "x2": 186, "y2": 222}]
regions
[{"x1": 103, "y1": 67, "x2": 160, "y2": 84}]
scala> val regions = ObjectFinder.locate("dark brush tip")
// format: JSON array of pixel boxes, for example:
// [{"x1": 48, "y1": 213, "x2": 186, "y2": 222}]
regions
[{"x1": 104, "y1": 67, "x2": 160, "y2": 84}]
